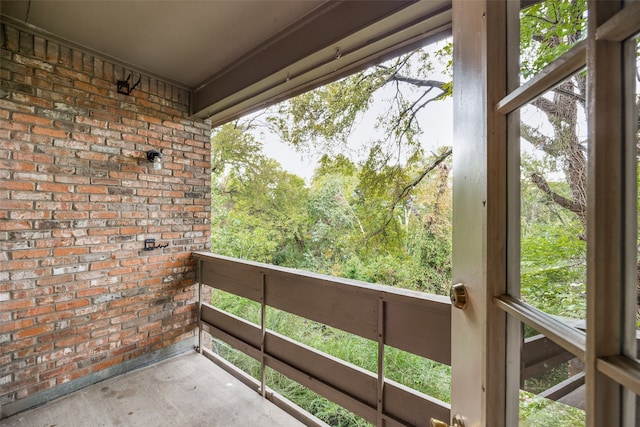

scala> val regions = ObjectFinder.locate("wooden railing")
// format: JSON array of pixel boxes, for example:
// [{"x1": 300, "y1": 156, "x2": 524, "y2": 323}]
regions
[
  {"x1": 193, "y1": 252, "x2": 451, "y2": 426},
  {"x1": 193, "y1": 252, "x2": 587, "y2": 426}
]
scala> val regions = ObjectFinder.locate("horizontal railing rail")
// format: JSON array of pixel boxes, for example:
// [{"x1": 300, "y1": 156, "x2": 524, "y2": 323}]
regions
[
  {"x1": 193, "y1": 252, "x2": 451, "y2": 426},
  {"x1": 193, "y1": 252, "x2": 586, "y2": 424}
]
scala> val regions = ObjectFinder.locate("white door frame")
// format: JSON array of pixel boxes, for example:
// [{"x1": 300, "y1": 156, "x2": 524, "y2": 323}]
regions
[{"x1": 450, "y1": 1, "x2": 640, "y2": 426}]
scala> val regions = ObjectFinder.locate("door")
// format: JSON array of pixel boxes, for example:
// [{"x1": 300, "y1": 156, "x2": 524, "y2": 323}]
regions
[{"x1": 448, "y1": 1, "x2": 640, "y2": 426}]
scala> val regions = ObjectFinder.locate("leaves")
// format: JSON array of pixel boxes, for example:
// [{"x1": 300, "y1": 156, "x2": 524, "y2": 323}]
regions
[
  {"x1": 520, "y1": 0, "x2": 587, "y2": 78},
  {"x1": 268, "y1": 70, "x2": 386, "y2": 151},
  {"x1": 211, "y1": 123, "x2": 310, "y2": 264},
  {"x1": 211, "y1": 117, "x2": 454, "y2": 292}
]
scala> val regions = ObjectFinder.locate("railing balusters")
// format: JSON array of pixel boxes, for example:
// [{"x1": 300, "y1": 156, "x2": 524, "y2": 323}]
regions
[
  {"x1": 197, "y1": 258, "x2": 203, "y2": 354},
  {"x1": 194, "y1": 252, "x2": 451, "y2": 426},
  {"x1": 377, "y1": 297, "x2": 386, "y2": 426},
  {"x1": 261, "y1": 272, "x2": 267, "y2": 398}
]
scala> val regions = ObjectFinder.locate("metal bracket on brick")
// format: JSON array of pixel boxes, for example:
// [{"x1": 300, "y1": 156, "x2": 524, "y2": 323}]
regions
[{"x1": 144, "y1": 239, "x2": 168, "y2": 251}]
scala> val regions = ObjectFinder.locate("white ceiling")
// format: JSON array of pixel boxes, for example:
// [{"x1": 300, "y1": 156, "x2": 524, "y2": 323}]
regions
[
  {"x1": 1, "y1": 1, "x2": 453, "y2": 124},
  {"x1": 2, "y1": 1, "x2": 326, "y2": 88}
]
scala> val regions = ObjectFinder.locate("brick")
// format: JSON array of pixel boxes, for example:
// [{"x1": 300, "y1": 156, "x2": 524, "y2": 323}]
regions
[
  {"x1": 1, "y1": 23, "x2": 210, "y2": 408},
  {"x1": 54, "y1": 299, "x2": 89, "y2": 312},
  {"x1": 106, "y1": 333, "x2": 136, "y2": 351},
  {"x1": 32, "y1": 126, "x2": 68, "y2": 138},
  {"x1": 13, "y1": 151, "x2": 53, "y2": 164},
  {"x1": 92, "y1": 355, "x2": 123, "y2": 372},
  {"x1": 0, "y1": 260, "x2": 38, "y2": 271},
  {"x1": 14, "y1": 324, "x2": 54, "y2": 339},
  {"x1": 12, "y1": 113, "x2": 54, "y2": 126},
  {"x1": 10, "y1": 190, "x2": 52, "y2": 201},
  {"x1": 45, "y1": 40, "x2": 60, "y2": 62},
  {"x1": 0, "y1": 318, "x2": 35, "y2": 333},
  {"x1": 34, "y1": 238, "x2": 71, "y2": 249},
  {"x1": 11, "y1": 249, "x2": 51, "y2": 259},
  {"x1": 52, "y1": 264, "x2": 88, "y2": 276},
  {"x1": 0, "y1": 181, "x2": 34, "y2": 191},
  {"x1": 58, "y1": 332, "x2": 91, "y2": 348},
  {"x1": 15, "y1": 305, "x2": 54, "y2": 319},
  {"x1": 14, "y1": 171, "x2": 52, "y2": 182},
  {"x1": 13, "y1": 92, "x2": 54, "y2": 109},
  {"x1": 36, "y1": 182, "x2": 73, "y2": 193},
  {"x1": 33, "y1": 36, "x2": 46, "y2": 58},
  {"x1": 172, "y1": 305, "x2": 194, "y2": 315},
  {"x1": 70, "y1": 50, "x2": 83, "y2": 71},
  {"x1": 89, "y1": 260, "x2": 118, "y2": 271},
  {"x1": 40, "y1": 363, "x2": 77, "y2": 381},
  {"x1": 57, "y1": 367, "x2": 92, "y2": 385},
  {"x1": 53, "y1": 247, "x2": 88, "y2": 257},
  {"x1": 38, "y1": 324, "x2": 75, "y2": 347},
  {"x1": 107, "y1": 266, "x2": 137, "y2": 277},
  {"x1": 76, "y1": 185, "x2": 108, "y2": 194},
  {"x1": 53, "y1": 211, "x2": 89, "y2": 220},
  {"x1": 0, "y1": 221, "x2": 29, "y2": 232},
  {"x1": 109, "y1": 313, "x2": 137, "y2": 325},
  {"x1": 0, "y1": 120, "x2": 29, "y2": 132}
]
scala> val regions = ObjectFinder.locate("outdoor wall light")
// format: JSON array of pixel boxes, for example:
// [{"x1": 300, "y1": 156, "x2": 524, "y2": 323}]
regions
[
  {"x1": 147, "y1": 150, "x2": 162, "y2": 170},
  {"x1": 117, "y1": 74, "x2": 141, "y2": 96}
]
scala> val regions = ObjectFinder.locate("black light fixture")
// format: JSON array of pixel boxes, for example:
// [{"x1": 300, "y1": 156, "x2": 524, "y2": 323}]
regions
[
  {"x1": 117, "y1": 74, "x2": 141, "y2": 95},
  {"x1": 147, "y1": 150, "x2": 162, "y2": 170}
]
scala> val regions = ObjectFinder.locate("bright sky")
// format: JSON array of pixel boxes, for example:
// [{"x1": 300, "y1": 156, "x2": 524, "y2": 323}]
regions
[{"x1": 258, "y1": 42, "x2": 454, "y2": 182}]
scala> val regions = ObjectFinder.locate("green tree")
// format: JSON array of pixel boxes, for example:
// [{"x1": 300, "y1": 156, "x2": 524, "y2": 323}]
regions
[
  {"x1": 520, "y1": 0, "x2": 588, "y2": 228},
  {"x1": 268, "y1": 48, "x2": 453, "y2": 243},
  {"x1": 518, "y1": 2, "x2": 639, "y2": 318},
  {"x1": 212, "y1": 0, "x2": 640, "y2": 306},
  {"x1": 301, "y1": 170, "x2": 362, "y2": 274},
  {"x1": 208, "y1": 4, "x2": 640, "y2": 425},
  {"x1": 211, "y1": 122, "x2": 309, "y2": 265}
]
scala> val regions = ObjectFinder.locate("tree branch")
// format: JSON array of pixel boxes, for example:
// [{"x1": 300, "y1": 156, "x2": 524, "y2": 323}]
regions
[
  {"x1": 386, "y1": 75, "x2": 447, "y2": 91},
  {"x1": 337, "y1": 187, "x2": 365, "y2": 234},
  {"x1": 553, "y1": 86, "x2": 585, "y2": 105},
  {"x1": 393, "y1": 92, "x2": 443, "y2": 147},
  {"x1": 366, "y1": 148, "x2": 452, "y2": 241},
  {"x1": 520, "y1": 123, "x2": 558, "y2": 156},
  {"x1": 532, "y1": 97, "x2": 558, "y2": 117},
  {"x1": 530, "y1": 172, "x2": 584, "y2": 218}
]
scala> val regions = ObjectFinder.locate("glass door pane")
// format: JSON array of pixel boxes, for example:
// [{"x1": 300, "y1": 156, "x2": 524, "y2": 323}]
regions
[
  {"x1": 519, "y1": 323, "x2": 585, "y2": 426},
  {"x1": 519, "y1": 71, "x2": 587, "y2": 324},
  {"x1": 519, "y1": 0, "x2": 587, "y2": 84}
]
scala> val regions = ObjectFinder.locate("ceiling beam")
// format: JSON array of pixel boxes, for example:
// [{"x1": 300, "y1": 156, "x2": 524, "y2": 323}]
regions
[{"x1": 191, "y1": 0, "x2": 450, "y2": 122}]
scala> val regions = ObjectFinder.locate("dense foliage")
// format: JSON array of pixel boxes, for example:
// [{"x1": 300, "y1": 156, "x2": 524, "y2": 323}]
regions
[
  {"x1": 207, "y1": 1, "x2": 640, "y2": 425},
  {"x1": 209, "y1": 85, "x2": 454, "y2": 426},
  {"x1": 211, "y1": 126, "x2": 453, "y2": 295}
]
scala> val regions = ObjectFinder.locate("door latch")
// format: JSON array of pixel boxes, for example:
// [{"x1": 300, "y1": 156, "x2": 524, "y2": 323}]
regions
[
  {"x1": 430, "y1": 414, "x2": 465, "y2": 427},
  {"x1": 449, "y1": 283, "x2": 468, "y2": 310}
]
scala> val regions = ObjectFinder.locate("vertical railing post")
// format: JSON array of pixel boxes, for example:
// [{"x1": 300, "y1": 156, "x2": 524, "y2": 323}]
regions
[
  {"x1": 376, "y1": 297, "x2": 385, "y2": 426},
  {"x1": 260, "y1": 272, "x2": 267, "y2": 398},
  {"x1": 197, "y1": 258, "x2": 203, "y2": 354}
]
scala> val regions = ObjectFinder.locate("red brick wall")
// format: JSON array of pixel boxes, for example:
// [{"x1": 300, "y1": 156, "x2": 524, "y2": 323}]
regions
[{"x1": 0, "y1": 23, "x2": 211, "y2": 412}]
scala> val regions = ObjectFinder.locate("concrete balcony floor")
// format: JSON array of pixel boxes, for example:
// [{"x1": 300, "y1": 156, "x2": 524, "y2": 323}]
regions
[{"x1": 2, "y1": 351, "x2": 305, "y2": 427}]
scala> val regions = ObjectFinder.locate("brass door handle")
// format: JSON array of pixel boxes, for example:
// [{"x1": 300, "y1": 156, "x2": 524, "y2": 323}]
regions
[
  {"x1": 430, "y1": 414, "x2": 465, "y2": 427},
  {"x1": 450, "y1": 283, "x2": 468, "y2": 310}
]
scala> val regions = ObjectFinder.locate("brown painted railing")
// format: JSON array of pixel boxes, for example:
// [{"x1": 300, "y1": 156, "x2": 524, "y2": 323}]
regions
[
  {"x1": 193, "y1": 252, "x2": 585, "y2": 425},
  {"x1": 193, "y1": 252, "x2": 451, "y2": 426}
]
